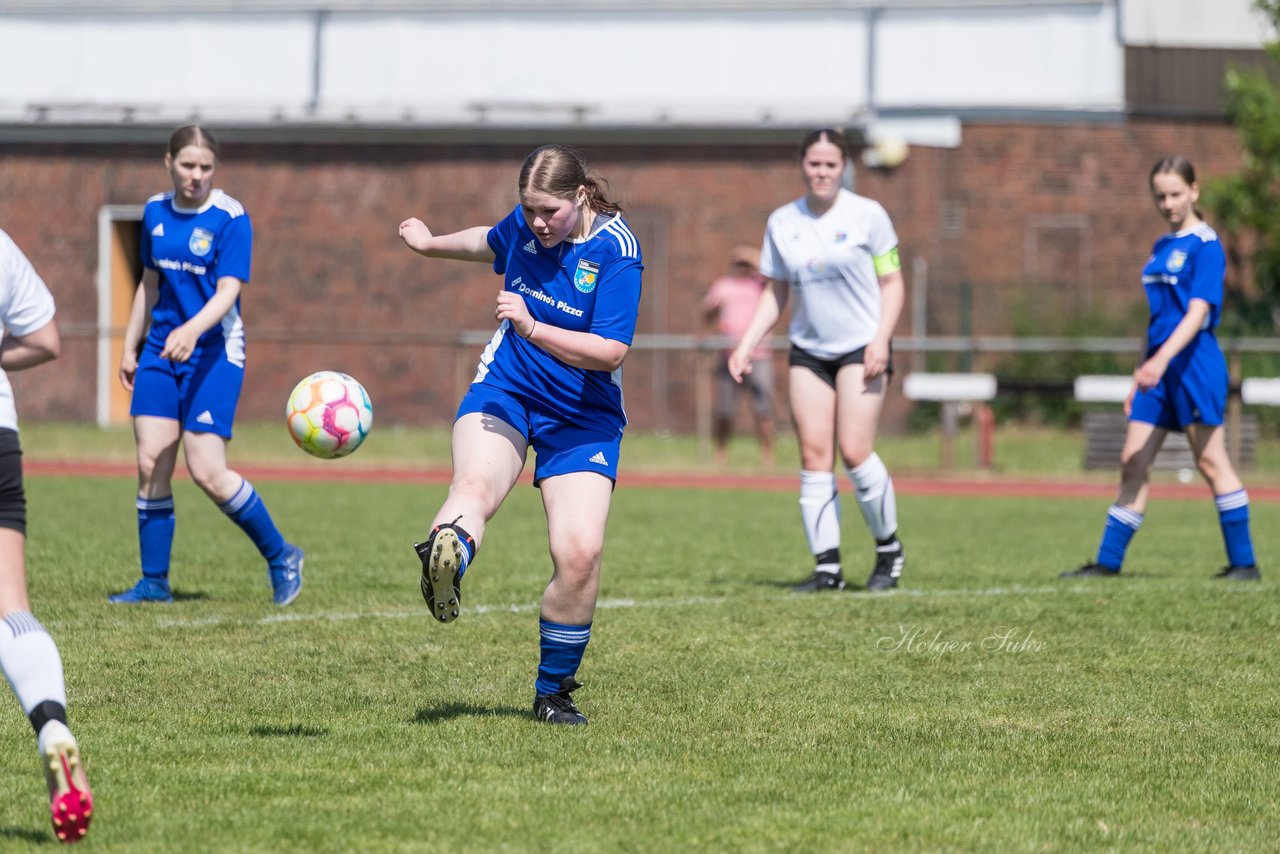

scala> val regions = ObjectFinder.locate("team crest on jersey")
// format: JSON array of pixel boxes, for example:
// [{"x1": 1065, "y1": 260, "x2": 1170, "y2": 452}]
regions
[
  {"x1": 834, "y1": 231, "x2": 848, "y2": 243},
  {"x1": 1166, "y1": 250, "x2": 1187, "y2": 273},
  {"x1": 189, "y1": 228, "x2": 214, "y2": 257},
  {"x1": 574, "y1": 259, "x2": 599, "y2": 293}
]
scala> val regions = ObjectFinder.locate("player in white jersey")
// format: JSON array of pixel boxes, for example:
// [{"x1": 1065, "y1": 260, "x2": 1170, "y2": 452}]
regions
[
  {"x1": 729, "y1": 129, "x2": 907, "y2": 592},
  {"x1": 399, "y1": 145, "x2": 643, "y2": 725},
  {"x1": 0, "y1": 229, "x2": 92, "y2": 842},
  {"x1": 109, "y1": 126, "x2": 303, "y2": 606},
  {"x1": 1062, "y1": 156, "x2": 1258, "y2": 580}
]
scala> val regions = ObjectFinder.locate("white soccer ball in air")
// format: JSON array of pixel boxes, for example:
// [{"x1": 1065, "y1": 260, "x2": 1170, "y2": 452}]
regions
[{"x1": 285, "y1": 371, "x2": 373, "y2": 459}]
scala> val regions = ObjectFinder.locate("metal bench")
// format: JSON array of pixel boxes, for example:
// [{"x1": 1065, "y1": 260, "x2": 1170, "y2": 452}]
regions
[{"x1": 903, "y1": 373, "x2": 998, "y2": 468}]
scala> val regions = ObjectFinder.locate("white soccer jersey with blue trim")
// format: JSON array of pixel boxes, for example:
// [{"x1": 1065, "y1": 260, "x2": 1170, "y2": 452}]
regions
[
  {"x1": 760, "y1": 188, "x2": 898, "y2": 359},
  {"x1": 0, "y1": 229, "x2": 57, "y2": 431},
  {"x1": 140, "y1": 189, "x2": 251, "y2": 365},
  {"x1": 481, "y1": 206, "x2": 643, "y2": 430}
]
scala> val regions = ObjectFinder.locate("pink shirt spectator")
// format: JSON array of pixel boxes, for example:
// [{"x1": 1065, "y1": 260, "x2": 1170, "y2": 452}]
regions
[{"x1": 704, "y1": 274, "x2": 768, "y2": 359}]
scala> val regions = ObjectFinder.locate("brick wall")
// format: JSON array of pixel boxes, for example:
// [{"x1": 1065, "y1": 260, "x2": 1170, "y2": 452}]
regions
[{"x1": 0, "y1": 119, "x2": 1244, "y2": 433}]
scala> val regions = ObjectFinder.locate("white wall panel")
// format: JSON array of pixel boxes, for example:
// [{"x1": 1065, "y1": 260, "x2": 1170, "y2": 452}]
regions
[
  {"x1": 0, "y1": 15, "x2": 315, "y2": 115},
  {"x1": 1121, "y1": 0, "x2": 1273, "y2": 49},
  {"x1": 0, "y1": 2, "x2": 1170, "y2": 128},
  {"x1": 875, "y1": 4, "x2": 1122, "y2": 109},
  {"x1": 318, "y1": 12, "x2": 869, "y2": 125}
]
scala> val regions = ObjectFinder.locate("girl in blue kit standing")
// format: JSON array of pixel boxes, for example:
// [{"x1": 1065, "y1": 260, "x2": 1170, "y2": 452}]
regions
[
  {"x1": 1063, "y1": 155, "x2": 1258, "y2": 580},
  {"x1": 399, "y1": 144, "x2": 643, "y2": 725},
  {"x1": 110, "y1": 125, "x2": 304, "y2": 605}
]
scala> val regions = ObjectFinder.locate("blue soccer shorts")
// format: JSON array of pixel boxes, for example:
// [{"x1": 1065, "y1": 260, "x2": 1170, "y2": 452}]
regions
[
  {"x1": 456, "y1": 382, "x2": 622, "y2": 487},
  {"x1": 1130, "y1": 343, "x2": 1228, "y2": 431},
  {"x1": 130, "y1": 346, "x2": 243, "y2": 439}
]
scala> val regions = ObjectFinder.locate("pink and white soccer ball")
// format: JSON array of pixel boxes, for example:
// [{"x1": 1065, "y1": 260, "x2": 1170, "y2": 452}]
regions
[{"x1": 285, "y1": 371, "x2": 373, "y2": 459}]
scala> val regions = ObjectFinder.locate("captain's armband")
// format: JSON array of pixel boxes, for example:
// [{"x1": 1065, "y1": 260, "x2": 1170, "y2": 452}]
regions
[{"x1": 873, "y1": 247, "x2": 901, "y2": 276}]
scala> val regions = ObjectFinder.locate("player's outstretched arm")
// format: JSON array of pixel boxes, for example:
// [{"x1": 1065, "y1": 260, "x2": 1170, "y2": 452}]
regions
[{"x1": 399, "y1": 220, "x2": 495, "y2": 263}]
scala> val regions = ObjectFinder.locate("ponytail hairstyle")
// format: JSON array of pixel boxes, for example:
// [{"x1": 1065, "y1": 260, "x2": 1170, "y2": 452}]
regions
[
  {"x1": 1150, "y1": 154, "x2": 1201, "y2": 217},
  {"x1": 518, "y1": 144, "x2": 622, "y2": 216},
  {"x1": 168, "y1": 124, "x2": 220, "y2": 159}
]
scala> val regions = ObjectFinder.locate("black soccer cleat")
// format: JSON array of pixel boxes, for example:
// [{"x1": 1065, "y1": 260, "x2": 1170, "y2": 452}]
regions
[
  {"x1": 414, "y1": 524, "x2": 469, "y2": 623},
  {"x1": 533, "y1": 677, "x2": 588, "y2": 726},
  {"x1": 1214, "y1": 565, "x2": 1261, "y2": 581},
  {"x1": 866, "y1": 539, "x2": 905, "y2": 591},
  {"x1": 792, "y1": 570, "x2": 846, "y2": 593},
  {"x1": 1060, "y1": 562, "x2": 1120, "y2": 578}
]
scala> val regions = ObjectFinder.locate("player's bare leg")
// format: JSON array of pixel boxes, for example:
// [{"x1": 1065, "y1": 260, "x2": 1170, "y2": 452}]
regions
[{"x1": 416, "y1": 413, "x2": 526, "y2": 622}]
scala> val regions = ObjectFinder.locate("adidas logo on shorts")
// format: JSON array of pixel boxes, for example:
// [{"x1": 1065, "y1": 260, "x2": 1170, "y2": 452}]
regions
[
  {"x1": 588, "y1": 451, "x2": 608, "y2": 466},
  {"x1": 196, "y1": 410, "x2": 215, "y2": 425}
]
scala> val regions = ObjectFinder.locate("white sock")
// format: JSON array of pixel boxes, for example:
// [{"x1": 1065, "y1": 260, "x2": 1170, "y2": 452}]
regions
[
  {"x1": 0, "y1": 611, "x2": 67, "y2": 721},
  {"x1": 848, "y1": 453, "x2": 899, "y2": 542},
  {"x1": 799, "y1": 470, "x2": 841, "y2": 568}
]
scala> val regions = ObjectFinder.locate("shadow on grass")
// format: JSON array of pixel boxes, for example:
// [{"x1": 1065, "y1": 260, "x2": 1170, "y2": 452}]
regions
[
  {"x1": 0, "y1": 825, "x2": 52, "y2": 845},
  {"x1": 412, "y1": 703, "x2": 528, "y2": 724},
  {"x1": 248, "y1": 724, "x2": 329, "y2": 738}
]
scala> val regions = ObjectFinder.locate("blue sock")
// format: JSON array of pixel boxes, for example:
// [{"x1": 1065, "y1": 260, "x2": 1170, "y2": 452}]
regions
[
  {"x1": 455, "y1": 532, "x2": 474, "y2": 580},
  {"x1": 536, "y1": 617, "x2": 591, "y2": 696},
  {"x1": 137, "y1": 495, "x2": 175, "y2": 581},
  {"x1": 1096, "y1": 504, "x2": 1143, "y2": 571},
  {"x1": 436, "y1": 521, "x2": 475, "y2": 580},
  {"x1": 1215, "y1": 489, "x2": 1256, "y2": 568},
  {"x1": 219, "y1": 479, "x2": 287, "y2": 566}
]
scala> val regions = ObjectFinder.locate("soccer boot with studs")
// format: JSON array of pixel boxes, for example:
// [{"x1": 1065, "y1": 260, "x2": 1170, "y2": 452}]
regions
[
  {"x1": 269, "y1": 543, "x2": 305, "y2": 606},
  {"x1": 533, "y1": 677, "x2": 588, "y2": 726},
  {"x1": 43, "y1": 725, "x2": 91, "y2": 844},
  {"x1": 866, "y1": 538, "x2": 905, "y2": 591},
  {"x1": 415, "y1": 521, "x2": 472, "y2": 624},
  {"x1": 107, "y1": 576, "x2": 173, "y2": 604},
  {"x1": 791, "y1": 570, "x2": 846, "y2": 592},
  {"x1": 1060, "y1": 562, "x2": 1120, "y2": 578},
  {"x1": 1214, "y1": 564, "x2": 1261, "y2": 581}
]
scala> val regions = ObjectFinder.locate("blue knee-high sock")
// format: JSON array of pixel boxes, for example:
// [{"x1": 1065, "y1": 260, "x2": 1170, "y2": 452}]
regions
[
  {"x1": 1215, "y1": 489, "x2": 1256, "y2": 568},
  {"x1": 137, "y1": 495, "x2": 175, "y2": 580},
  {"x1": 218, "y1": 479, "x2": 286, "y2": 565},
  {"x1": 536, "y1": 618, "x2": 591, "y2": 696},
  {"x1": 1096, "y1": 504, "x2": 1143, "y2": 571},
  {"x1": 438, "y1": 521, "x2": 475, "y2": 580}
]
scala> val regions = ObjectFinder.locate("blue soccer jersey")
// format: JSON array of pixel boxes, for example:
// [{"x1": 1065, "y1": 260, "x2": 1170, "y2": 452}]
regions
[
  {"x1": 1130, "y1": 221, "x2": 1229, "y2": 430},
  {"x1": 480, "y1": 206, "x2": 643, "y2": 431},
  {"x1": 140, "y1": 189, "x2": 251, "y2": 366},
  {"x1": 1141, "y1": 222, "x2": 1224, "y2": 351}
]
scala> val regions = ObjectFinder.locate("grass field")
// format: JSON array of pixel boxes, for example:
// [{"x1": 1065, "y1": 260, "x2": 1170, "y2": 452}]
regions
[
  {"x1": 20, "y1": 418, "x2": 1280, "y2": 481},
  {"x1": 1, "y1": 425, "x2": 1278, "y2": 850}
]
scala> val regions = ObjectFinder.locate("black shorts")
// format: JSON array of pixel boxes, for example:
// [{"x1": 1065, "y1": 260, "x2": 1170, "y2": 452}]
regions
[
  {"x1": 788, "y1": 344, "x2": 894, "y2": 390},
  {"x1": 0, "y1": 428, "x2": 25, "y2": 535}
]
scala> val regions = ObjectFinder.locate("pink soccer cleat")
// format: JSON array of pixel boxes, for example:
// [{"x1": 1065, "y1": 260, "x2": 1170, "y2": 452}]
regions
[{"x1": 44, "y1": 730, "x2": 92, "y2": 844}]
